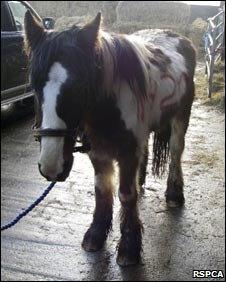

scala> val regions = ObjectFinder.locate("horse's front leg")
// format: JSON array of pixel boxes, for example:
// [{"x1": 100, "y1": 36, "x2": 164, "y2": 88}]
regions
[
  {"x1": 82, "y1": 155, "x2": 114, "y2": 251},
  {"x1": 117, "y1": 156, "x2": 143, "y2": 266}
]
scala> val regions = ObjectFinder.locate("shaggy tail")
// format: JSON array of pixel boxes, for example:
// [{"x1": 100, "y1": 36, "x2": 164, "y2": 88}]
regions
[{"x1": 152, "y1": 124, "x2": 171, "y2": 177}]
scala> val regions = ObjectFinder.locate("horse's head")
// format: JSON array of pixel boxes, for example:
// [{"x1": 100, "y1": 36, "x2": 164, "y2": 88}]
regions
[{"x1": 24, "y1": 11, "x2": 101, "y2": 181}]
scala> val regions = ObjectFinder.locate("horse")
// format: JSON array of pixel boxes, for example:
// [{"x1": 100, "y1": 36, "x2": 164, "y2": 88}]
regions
[{"x1": 24, "y1": 11, "x2": 196, "y2": 266}]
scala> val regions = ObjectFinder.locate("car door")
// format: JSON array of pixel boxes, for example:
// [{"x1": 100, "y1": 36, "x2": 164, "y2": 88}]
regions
[{"x1": 1, "y1": 1, "x2": 31, "y2": 104}]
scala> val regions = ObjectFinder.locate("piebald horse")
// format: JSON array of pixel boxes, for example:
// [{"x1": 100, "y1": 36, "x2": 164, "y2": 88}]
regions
[{"x1": 24, "y1": 11, "x2": 196, "y2": 266}]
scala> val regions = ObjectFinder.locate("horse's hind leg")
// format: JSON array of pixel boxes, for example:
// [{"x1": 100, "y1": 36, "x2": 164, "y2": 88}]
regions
[
  {"x1": 166, "y1": 78, "x2": 194, "y2": 208},
  {"x1": 165, "y1": 117, "x2": 186, "y2": 207},
  {"x1": 82, "y1": 156, "x2": 114, "y2": 251},
  {"x1": 117, "y1": 156, "x2": 143, "y2": 266}
]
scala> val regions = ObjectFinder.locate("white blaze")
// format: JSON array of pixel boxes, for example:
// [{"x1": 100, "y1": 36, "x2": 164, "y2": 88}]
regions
[{"x1": 39, "y1": 62, "x2": 68, "y2": 179}]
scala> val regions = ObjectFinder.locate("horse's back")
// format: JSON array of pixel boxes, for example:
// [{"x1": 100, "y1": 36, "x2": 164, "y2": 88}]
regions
[{"x1": 133, "y1": 29, "x2": 196, "y2": 76}]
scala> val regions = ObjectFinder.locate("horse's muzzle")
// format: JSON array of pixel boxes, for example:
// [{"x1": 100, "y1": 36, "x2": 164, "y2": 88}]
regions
[{"x1": 38, "y1": 163, "x2": 69, "y2": 182}]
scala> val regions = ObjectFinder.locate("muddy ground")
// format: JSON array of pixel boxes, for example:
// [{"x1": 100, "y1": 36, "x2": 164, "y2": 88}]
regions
[{"x1": 1, "y1": 88, "x2": 225, "y2": 280}]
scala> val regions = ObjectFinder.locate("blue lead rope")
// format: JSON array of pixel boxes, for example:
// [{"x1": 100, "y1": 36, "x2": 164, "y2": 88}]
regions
[{"x1": 1, "y1": 182, "x2": 56, "y2": 231}]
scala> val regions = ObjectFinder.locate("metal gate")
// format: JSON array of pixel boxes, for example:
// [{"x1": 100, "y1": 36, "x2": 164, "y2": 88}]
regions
[{"x1": 204, "y1": 8, "x2": 225, "y2": 98}]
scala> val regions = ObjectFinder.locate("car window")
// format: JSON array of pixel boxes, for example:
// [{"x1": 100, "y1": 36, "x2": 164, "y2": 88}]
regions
[
  {"x1": 1, "y1": 2, "x2": 8, "y2": 31},
  {"x1": 8, "y1": 1, "x2": 28, "y2": 31},
  {"x1": 1, "y1": 1, "x2": 13, "y2": 31}
]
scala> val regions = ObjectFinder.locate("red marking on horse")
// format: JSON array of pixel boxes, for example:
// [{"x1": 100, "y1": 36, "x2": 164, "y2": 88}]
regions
[
  {"x1": 148, "y1": 80, "x2": 157, "y2": 102},
  {"x1": 135, "y1": 71, "x2": 187, "y2": 121},
  {"x1": 138, "y1": 94, "x2": 145, "y2": 121},
  {"x1": 134, "y1": 89, "x2": 145, "y2": 122},
  {"x1": 160, "y1": 74, "x2": 176, "y2": 109}
]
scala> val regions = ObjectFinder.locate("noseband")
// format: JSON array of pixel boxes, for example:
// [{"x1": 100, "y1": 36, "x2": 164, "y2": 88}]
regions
[
  {"x1": 32, "y1": 126, "x2": 91, "y2": 153},
  {"x1": 33, "y1": 127, "x2": 78, "y2": 142}
]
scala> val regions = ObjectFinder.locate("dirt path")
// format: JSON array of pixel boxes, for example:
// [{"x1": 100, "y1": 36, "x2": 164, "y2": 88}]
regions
[{"x1": 1, "y1": 94, "x2": 225, "y2": 280}]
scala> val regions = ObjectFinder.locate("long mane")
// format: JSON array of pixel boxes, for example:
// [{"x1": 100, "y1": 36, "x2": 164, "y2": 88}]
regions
[
  {"x1": 27, "y1": 25, "x2": 158, "y2": 97},
  {"x1": 97, "y1": 31, "x2": 150, "y2": 98}
]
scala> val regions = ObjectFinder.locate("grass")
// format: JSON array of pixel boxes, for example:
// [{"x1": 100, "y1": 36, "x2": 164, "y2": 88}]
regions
[
  {"x1": 195, "y1": 70, "x2": 208, "y2": 99},
  {"x1": 202, "y1": 92, "x2": 224, "y2": 107},
  {"x1": 214, "y1": 60, "x2": 225, "y2": 73},
  {"x1": 212, "y1": 73, "x2": 225, "y2": 92},
  {"x1": 195, "y1": 60, "x2": 225, "y2": 108}
]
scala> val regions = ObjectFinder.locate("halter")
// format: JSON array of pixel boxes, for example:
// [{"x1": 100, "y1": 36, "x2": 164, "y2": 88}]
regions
[
  {"x1": 32, "y1": 126, "x2": 91, "y2": 153},
  {"x1": 33, "y1": 127, "x2": 79, "y2": 142}
]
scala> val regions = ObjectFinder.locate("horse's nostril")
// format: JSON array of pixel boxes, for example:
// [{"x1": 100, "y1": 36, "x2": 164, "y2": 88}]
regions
[{"x1": 38, "y1": 163, "x2": 43, "y2": 175}]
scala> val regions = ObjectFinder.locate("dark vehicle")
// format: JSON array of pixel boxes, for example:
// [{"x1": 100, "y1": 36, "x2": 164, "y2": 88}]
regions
[{"x1": 1, "y1": 1, "x2": 54, "y2": 106}]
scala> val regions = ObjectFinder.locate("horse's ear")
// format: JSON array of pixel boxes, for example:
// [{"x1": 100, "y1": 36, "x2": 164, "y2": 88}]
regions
[
  {"x1": 24, "y1": 10, "x2": 45, "y2": 52},
  {"x1": 78, "y1": 12, "x2": 101, "y2": 51}
]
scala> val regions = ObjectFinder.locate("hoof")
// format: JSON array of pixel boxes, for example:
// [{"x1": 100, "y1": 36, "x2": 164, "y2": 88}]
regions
[
  {"x1": 116, "y1": 253, "x2": 140, "y2": 267},
  {"x1": 116, "y1": 232, "x2": 142, "y2": 267},
  {"x1": 165, "y1": 189, "x2": 185, "y2": 208},
  {"x1": 82, "y1": 228, "x2": 105, "y2": 252}
]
